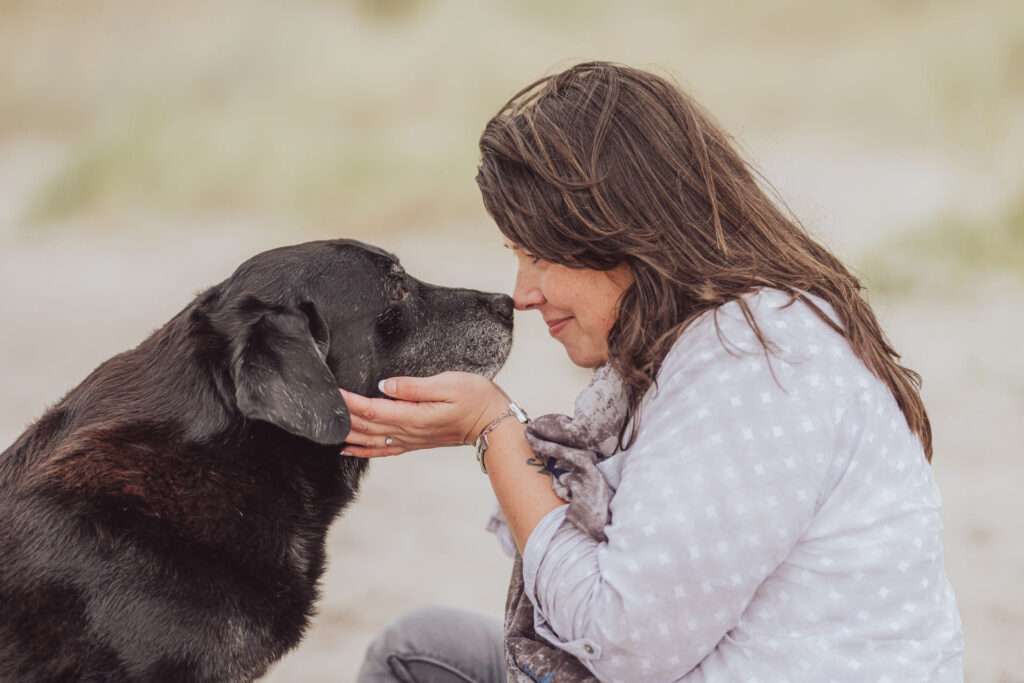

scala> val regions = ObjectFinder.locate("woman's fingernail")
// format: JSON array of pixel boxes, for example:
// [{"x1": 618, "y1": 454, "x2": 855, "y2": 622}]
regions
[
  {"x1": 378, "y1": 379, "x2": 390, "y2": 394},
  {"x1": 341, "y1": 450, "x2": 354, "y2": 457}
]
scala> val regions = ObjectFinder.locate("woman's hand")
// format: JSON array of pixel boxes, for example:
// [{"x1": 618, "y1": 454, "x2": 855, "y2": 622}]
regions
[{"x1": 339, "y1": 371, "x2": 510, "y2": 458}]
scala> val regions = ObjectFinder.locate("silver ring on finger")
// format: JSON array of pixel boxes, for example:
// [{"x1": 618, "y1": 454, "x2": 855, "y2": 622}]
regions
[{"x1": 384, "y1": 436, "x2": 393, "y2": 447}]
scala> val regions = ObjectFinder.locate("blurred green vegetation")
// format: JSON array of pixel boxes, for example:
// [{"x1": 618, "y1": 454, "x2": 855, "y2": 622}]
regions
[
  {"x1": 1, "y1": 0, "x2": 1022, "y2": 284},
  {"x1": 861, "y1": 189, "x2": 1024, "y2": 295}
]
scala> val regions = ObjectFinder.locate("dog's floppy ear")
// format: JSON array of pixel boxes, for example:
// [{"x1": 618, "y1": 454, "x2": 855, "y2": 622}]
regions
[{"x1": 231, "y1": 304, "x2": 350, "y2": 445}]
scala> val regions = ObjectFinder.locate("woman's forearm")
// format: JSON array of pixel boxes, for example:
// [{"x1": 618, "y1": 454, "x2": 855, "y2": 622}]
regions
[{"x1": 482, "y1": 419, "x2": 566, "y2": 554}]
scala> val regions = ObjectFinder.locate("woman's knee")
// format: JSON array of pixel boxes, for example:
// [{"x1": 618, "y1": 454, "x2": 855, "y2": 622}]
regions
[
  {"x1": 367, "y1": 606, "x2": 473, "y2": 668},
  {"x1": 357, "y1": 606, "x2": 505, "y2": 683}
]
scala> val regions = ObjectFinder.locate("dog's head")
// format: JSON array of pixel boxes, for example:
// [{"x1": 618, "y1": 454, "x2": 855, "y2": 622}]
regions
[{"x1": 203, "y1": 239, "x2": 513, "y2": 446}]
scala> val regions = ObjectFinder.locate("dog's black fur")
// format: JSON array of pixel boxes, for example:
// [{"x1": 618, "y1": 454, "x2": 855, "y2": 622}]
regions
[{"x1": 0, "y1": 239, "x2": 513, "y2": 682}]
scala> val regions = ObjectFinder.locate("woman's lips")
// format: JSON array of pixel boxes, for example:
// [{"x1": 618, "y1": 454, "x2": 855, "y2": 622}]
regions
[{"x1": 546, "y1": 316, "x2": 572, "y2": 337}]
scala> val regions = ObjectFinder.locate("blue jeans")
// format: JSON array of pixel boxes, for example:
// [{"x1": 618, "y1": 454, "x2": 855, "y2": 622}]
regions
[{"x1": 356, "y1": 606, "x2": 508, "y2": 683}]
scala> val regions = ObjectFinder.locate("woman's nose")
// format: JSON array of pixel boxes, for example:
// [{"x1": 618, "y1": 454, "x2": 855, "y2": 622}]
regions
[{"x1": 512, "y1": 270, "x2": 544, "y2": 311}]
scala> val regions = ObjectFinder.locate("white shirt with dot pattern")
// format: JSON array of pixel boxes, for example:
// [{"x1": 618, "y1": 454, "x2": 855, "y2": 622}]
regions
[{"x1": 515, "y1": 289, "x2": 963, "y2": 682}]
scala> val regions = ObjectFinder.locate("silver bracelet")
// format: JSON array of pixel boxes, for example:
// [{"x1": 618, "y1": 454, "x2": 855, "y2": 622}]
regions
[{"x1": 475, "y1": 402, "x2": 529, "y2": 474}]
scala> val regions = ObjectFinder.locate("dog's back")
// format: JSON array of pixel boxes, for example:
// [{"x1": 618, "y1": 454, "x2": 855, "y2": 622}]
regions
[{"x1": 0, "y1": 312, "x2": 353, "y2": 682}]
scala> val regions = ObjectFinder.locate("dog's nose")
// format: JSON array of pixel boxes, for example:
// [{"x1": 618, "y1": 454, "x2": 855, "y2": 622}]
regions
[{"x1": 482, "y1": 293, "x2": 514, "y2": 323}]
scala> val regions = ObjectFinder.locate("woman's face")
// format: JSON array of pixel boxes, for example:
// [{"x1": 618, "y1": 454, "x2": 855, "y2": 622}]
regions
[{"x1": 508, "y1": 244, "x2": 634, "y2": 368}]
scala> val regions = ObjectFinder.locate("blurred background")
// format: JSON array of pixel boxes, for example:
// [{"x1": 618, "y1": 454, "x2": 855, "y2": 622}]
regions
[{"x1": 1, "y1": 0, "x2": 1021, "y2": 680}]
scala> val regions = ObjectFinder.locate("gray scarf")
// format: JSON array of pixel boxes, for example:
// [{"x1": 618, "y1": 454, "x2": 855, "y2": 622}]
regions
[{"x1": 503, "y1": 364, "x2": 627, "y2": 682}]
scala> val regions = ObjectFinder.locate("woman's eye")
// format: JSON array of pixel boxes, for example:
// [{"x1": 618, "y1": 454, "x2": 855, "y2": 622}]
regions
[{"x1": 393, "y1": 288, "x2": 408, "y2": 302}]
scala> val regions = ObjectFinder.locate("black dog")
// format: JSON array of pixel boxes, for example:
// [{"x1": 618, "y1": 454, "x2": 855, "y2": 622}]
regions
[{"x1": 0, "y1": 239, "x2": 513, "y2": 682}]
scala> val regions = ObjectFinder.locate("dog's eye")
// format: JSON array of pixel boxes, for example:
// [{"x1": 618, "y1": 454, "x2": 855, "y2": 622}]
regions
[{"x1": 393, "y1": 288, "x2": 408, "y2": 302}]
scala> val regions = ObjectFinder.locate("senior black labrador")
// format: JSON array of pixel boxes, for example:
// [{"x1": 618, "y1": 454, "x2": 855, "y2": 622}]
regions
[{"x1": 0, "y1": 239, "x2": 513, "y2": 682}]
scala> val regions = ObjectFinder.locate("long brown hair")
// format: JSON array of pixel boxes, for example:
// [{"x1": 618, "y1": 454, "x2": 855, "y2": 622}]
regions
[{"x1": 476, "y1": 61, "x2": 932, "y2": 460}]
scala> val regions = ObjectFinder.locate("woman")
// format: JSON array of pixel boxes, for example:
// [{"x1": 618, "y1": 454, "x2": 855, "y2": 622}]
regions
[{"x1": 344, "y1": 62, "x2": 963, "y2": 682}]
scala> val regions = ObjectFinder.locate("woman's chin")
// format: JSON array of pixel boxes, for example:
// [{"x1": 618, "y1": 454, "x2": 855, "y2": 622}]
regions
[{"x1": 563, "y1": 345, "x2": 607, "y2": 369}]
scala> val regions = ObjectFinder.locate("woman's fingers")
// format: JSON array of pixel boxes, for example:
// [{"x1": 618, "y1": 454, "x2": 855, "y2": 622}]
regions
[
  {"x1": 339, "y1": 388, "x2": 414, "y2": 427},
  {"x1": 378, "y1": 372, "x2": 480, "y2": 403},
  {"x1": 378, "y1": 375, "x2": 436, "y2": 402},
  {"x1": 339, "y1": 389, "x2": 385, "y2": 421},
  {"x1": 340, "y1": 388, "x2": 430, "y2": 447},
  {"x1": 342, "y1": 442, "x2": 407, "y2": 459},
  {"x1": 347, "y1": 414, "x2": 387, "y2": 437},
  {"x1": 345, "y1": 431, "x2": 395, "y2": 449}
]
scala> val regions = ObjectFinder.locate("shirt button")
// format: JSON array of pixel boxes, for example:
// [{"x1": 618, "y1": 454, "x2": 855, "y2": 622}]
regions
[{"x1": 583, "y1": 644, "x2": 594, "y2": 654}]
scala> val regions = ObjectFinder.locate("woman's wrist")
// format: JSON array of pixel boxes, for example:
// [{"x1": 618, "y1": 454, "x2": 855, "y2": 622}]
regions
[
  {"x1": 471, "y1": 389, "x2": 514, "y2": 443},
  {"x1": 480, "y1": 416, "x2": 563, "y2": 554}
]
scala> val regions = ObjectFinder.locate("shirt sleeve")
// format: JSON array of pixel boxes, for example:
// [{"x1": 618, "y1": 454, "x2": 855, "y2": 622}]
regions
[{"x1": 522, "y1": 296, "x2": 850, "y2": 681}]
